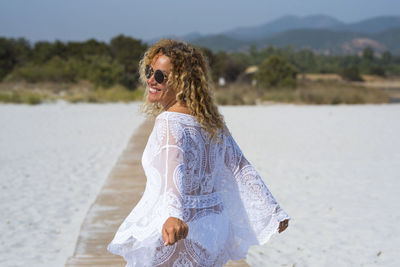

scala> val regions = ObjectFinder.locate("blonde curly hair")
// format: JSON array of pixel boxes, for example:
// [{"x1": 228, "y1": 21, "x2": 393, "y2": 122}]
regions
[{"x1": 139, "y1": 39, "x2": 227, "y2": 142}]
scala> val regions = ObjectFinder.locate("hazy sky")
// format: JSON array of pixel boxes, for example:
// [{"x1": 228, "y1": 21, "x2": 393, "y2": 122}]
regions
[{"x1": 1, "y1": 0, "x2": 400, "y2": 43}]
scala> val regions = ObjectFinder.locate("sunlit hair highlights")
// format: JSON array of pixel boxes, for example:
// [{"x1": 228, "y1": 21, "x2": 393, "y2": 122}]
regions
[{"x1": 139, "y1": 39, "x2": 227, "y2": 142}]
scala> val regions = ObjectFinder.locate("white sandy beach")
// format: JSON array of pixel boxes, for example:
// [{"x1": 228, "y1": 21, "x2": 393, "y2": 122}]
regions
[
  {"x1": 0, "y1": 101, "x2": 145, "y2": 267},
  {"x1": 1, "y1": 102, "x2": 399, "y2": 267},
  {"x1": 220, "y1": 104, "x2": 400, "y2": 267}
]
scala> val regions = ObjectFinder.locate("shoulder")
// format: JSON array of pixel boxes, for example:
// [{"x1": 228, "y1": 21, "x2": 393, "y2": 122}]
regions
[
  {"x1": 155, "y1": 112, "x2": 201, "y2": 134},
  {"x1": 156, "y1": 111, "x2": 229, "y2": 143},
  {"x1": 156, "y1": 111, "x2": 198, "y2": 124},
  {"x1": 155, "y1": 112, "x2": 189, "y2": 129},
  {"x1": 154, "y1": 112, "x2": 188, "y2": 145}
]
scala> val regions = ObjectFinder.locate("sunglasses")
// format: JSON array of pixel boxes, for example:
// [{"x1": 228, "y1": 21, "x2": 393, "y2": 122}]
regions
[{"x1": 145, "y1": 65, "x2": 168, "y2": 84}]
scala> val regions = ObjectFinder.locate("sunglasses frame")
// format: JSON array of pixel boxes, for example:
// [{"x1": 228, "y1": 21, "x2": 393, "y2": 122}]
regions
[{"x1": 145, "y1": 65, "x2": 168, "y2": 84}]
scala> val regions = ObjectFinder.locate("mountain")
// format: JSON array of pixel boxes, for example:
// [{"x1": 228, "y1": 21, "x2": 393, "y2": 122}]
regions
[
  {"x1": 254, "y1": 29, "x2": 360, "y2": 54},
  {"x1": 224, "y1": 15, "x2": 344, "y2": 41},
  {"x1": 145, "y1": 15, "x2": 400, "y2": 54},
  {"x1": 190, "y1": 34, "x2": 247, "y2": 52},
  {"x1": 331, "y1": 16, "x2": 400, "y2": 33},
  {"x1": 188, "y1": 15, "x2": 400, "y2": 54},
  {"x1": 373, "y1": 28, "x2": 400, "y2": 54},
  {"x1": 190, "y1": 27, "x2": 400, "y2": 55},
  {"x1": 144, "y1": 32, "x2": 203, "y2": 45},
  {"x1": 181, "y1": 32, "x2": 204, "y2": 42}
]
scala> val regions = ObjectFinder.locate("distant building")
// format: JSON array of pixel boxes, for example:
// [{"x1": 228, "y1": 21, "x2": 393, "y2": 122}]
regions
[
  {"x1": 218, "y1": 77, "x2": 226, "y2": 87},
  {"x1": 237, "y1": 65, "x2": 258, "y2": 86},
  {"x1": 245, "y1": 66, "x2": 259, "y2": 75}
]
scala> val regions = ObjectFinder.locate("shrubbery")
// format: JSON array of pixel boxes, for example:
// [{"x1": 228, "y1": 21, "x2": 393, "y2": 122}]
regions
[
  {"x1": 339, "y1": 65, "x2": 363, "y2": 81},
  {"x1": 7, "y1": 57, "x2": 79, "y2": 83},
  {"x1": 1, "y1": 35, "x2": 400, "y2": 93},
  {"x1": 86, "y1": 56, "x2": 124, "y2": 88},
  {"x1": 256, "y1": 55, "x2": 298, "y2": 88},
  {"x1": 0, "y1": 35, "x2": 147, "y2": 89},
  {"x1": 209, "y1": 51, "x2": 245, "y2": 84}
]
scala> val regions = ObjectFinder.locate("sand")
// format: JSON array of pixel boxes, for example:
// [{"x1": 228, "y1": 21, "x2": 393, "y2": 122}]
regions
[
  {"x1": 1, "y1": 101, "x2": 399, "y2": 267},
  {"x1": 220, "y1": 104, "x2": 400, "y2": 267},
  {"x1": 0, "y1": 101, "x2": 145, "y2": 267}
]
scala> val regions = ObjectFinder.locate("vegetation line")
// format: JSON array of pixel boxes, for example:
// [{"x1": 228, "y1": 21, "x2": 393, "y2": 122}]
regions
[{"x1": 1, "y1": 35, "x2": 399, "y2": 105}]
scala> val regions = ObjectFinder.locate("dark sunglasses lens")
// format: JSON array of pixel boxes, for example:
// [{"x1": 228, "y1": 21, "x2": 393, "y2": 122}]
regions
[{"x1": 154, "y1": 70, "x2": 165, "y2": 84}]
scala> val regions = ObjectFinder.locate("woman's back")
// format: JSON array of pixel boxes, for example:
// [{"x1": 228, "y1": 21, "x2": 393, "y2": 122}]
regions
[{"x1": 108, "y1": 111, "x2": 290, "y2": 266}]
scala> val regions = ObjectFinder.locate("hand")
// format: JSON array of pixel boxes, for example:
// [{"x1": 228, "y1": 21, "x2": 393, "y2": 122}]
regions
[
  {"x1": 162, "y1": 217, "x2": 189, "y2": 246},
  {"x1": 278, "y1": 219, "x2": 289, "y2": 233}
]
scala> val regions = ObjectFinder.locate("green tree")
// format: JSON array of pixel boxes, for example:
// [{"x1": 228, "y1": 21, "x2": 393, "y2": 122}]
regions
[
  {"x1": 382, "y1": 51, "x2": 392, "y2": 65},
  {"x1": 87, "y1": 56, "x2": 124, "y2": 88},
  {"x1": 293, "y1": 49, "x2": 317, "y2": 73},
  {"x1": 359, "y1": 46, "x2": 374, "y2": 73},
  {"x1": 210, "y1": 51, "x2": 245, "y2": 83},
  {"x1": 256, "y1": 55, "x2": 298, "y2": 89},
  {"x1": 339, "y1": 65, "x2": 363, "y2": 81},
  {"x1": 369, "y1": 66, "x2": 386, "y2": 77},
  {"x1": 32, "y1": 41, "x2": 59, "y2": 64},
  {"x1": 0, "y1": 38, "x2": 15, "y2": 80},
  {"x1": 65, "y1": 39, "x2": 110, "y2": 60},
  {"x1": 8, "y1": 56, "x2": 77, "y2": 83},
  {"x1": 110, "y1": 35, "x2": 147, "y2": 89},
  {"x1": 249, "y1": 44, "x2": 259, "y2": 65},
  {"x1": 0, "y1": 37, "x2": 31, "y2": 81},
  {"x1": 362, "y1": 47, "x2": 374, "y2": 62}
]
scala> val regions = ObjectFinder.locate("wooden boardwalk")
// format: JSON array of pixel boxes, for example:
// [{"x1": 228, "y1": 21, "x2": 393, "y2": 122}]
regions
[{"x1": 65, "y1": 118, "x2": 249, "y2": 267}]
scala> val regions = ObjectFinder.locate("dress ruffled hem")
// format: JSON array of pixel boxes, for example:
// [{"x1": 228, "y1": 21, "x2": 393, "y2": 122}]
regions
[
  {"x1": 107, "y1": 210, "x2": 290, "y2": 266},
  {"x1": 225, "y1": 209, "x2": 290, "y2": 263}
]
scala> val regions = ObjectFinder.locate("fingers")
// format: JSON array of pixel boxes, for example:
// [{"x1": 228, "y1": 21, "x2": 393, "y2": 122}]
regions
[
  {"x1": 162, "y1": 227, "x2": 169, "y2": 246},
  {"x1": 162, "y1": 217, "x2": 189, "y2": 246},
  {"x1": 278, "y1": 219, "x2": 289, "y2": 233},
  {"x1": 163, "y1": 226, "x2": 188, "y2": 246},
  {"x1": 168, "y1": 229, "x2": 176, "y2": 245},
  {"x1": 178, "y1": 224, "x2": 188, "y2": 240},
  {"x1": 162, "y1": 226, "x2": 178, "y2": 246}
]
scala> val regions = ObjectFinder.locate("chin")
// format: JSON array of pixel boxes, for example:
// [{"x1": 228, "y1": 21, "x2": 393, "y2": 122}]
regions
[{"x1": 147, "y1": 94, "x2": 160, "y2": 104}]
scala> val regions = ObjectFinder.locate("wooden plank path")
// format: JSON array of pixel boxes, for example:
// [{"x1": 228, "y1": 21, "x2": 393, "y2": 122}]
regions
[{"x1": 65, "y1": 118, "x2": 250, "y2": 267}]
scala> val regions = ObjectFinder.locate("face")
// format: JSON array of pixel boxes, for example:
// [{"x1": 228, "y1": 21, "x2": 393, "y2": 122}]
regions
[{"x1": 146, "y1": 54, "x2": 176, "y2": 107}]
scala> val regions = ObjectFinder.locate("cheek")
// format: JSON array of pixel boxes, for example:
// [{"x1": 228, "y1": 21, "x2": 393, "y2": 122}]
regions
[
  {"x1": 165, "y1": 88, "x2": 177, "y2": 100},
  {"x1": 160, "y1": 86, "x2": 173, "y2": 96}
]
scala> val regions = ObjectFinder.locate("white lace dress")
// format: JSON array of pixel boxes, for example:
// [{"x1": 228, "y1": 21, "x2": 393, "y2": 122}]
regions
[{"x1": 107, "y1": 111, "x2": 290, "y2": 267}]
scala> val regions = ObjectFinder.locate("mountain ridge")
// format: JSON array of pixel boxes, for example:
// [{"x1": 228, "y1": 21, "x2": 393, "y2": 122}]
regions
[
  {"x1": 224, "y1": 14, "x2": 344, "y2": 41},
  {"x1": 145, "y1": 15, "x2": 400, "y2": 54}
]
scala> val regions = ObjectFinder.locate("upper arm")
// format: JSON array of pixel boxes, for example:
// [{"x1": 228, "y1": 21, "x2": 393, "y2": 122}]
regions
[{"x1": 152, "y1": 116, "x2": 186, "y2": 220}]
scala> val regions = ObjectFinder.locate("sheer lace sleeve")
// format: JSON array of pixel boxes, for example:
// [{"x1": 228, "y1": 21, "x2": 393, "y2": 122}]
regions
[
  {"x1": 223, "y1": 130, "x2": 290, "y2": 243},
  {"x1": 152, "y1": 115, "x2": 186, "y2": 222}
]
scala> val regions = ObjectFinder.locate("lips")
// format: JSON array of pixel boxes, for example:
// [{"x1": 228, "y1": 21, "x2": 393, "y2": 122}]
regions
[{"x1": 149, "y1": 87, "x2": 161, "y2": 94}]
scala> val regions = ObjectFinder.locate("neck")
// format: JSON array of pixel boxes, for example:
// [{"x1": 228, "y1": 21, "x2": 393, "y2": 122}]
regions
[
  {"x1": 164, "y1": 102, "x2": 191, "y2": 114},
  {"x1": 162, "y1": 98, "x2": 178, "y2": 111}
]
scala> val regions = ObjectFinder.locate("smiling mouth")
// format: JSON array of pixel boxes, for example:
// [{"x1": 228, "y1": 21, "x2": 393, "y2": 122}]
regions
[{"x1": 149, "y1": 87, "x2": 162, "y2": 93}]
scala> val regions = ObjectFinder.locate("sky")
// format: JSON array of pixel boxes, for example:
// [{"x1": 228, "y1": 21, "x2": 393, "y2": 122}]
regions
[{"x1": 1, "y1": 0, "x2": 400, "y2": 43}]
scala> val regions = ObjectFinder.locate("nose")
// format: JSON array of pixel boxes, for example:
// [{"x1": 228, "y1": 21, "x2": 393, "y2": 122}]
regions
[{"x1": 147, "y1": 73, "x2": 156, "y2": 85}]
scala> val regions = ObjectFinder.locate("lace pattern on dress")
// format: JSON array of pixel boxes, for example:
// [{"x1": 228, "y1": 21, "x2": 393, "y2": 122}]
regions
[{"x1": 107, "y1": 111, "x2": 290, "y2": 267}]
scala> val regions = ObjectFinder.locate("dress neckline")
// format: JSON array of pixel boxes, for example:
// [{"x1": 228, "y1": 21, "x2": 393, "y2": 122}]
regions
[{"x1": 163, "y1": 111, "x2": 195, "y2": 118}]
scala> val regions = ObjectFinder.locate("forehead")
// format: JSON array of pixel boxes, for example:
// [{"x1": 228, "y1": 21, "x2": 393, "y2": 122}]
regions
[{"x1": 151, "y1": 54, "x2": 171, "y2": 72}]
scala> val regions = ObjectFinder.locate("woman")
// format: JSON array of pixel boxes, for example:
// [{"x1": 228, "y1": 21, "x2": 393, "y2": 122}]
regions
[{"x1": 107, "y1": 39, "x2": 290, "y2": 266}]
